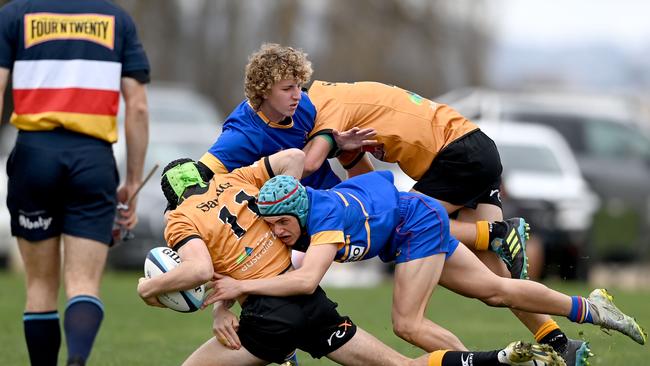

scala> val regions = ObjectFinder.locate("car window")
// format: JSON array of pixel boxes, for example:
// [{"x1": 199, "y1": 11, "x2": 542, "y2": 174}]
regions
[
  {"x1": 585, "y1": 120, "x2": 650, "y2": 160},
  {"x1": 503, "y1": 112, "x2": 587, "y2": 154},
  {"x1": 499, "y1": 145, "x2": 563, "y2": 175}
]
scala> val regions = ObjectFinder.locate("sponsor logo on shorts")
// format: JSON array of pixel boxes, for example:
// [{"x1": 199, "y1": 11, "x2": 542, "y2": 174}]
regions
[
  {"x1": 461, "y1": 353, "x2": 473, "y2": 366},
  {"x1": 327, "y1": 320, "x2": 353, "y2": 346},
  {"x1": 18, "y1": 214, "x2": 53, "y2": 231},
  {"x1": 489, "y1": 189, "x2": 501, "y2": 202}
]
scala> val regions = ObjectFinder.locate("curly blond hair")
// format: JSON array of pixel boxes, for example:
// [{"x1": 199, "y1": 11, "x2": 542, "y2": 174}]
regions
[{"x1": 244, "y1": 43, "x2": 313, "y2": 110}]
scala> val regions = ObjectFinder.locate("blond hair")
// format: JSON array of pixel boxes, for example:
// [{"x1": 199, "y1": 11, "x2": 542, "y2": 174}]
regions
[{"x1": 244, "y1": 43, "x2": 313, "y2": 110}]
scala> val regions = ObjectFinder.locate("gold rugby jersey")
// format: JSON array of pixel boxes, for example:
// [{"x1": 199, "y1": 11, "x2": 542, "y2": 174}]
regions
[
  {"x1": 308, "y1": 80, "x2": 478, "y2": 180},
  {"x1": 165, "y1": 158, "x2": 291, "y2": 280}
]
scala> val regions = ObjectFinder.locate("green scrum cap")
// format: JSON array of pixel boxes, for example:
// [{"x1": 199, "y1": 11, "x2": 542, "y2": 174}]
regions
[
  {"x1": 161, "y1": 159, "x2": 207, "y2": 206},
  {"x1": 257, "y1": 175, "x2": 309, "y2": 227}
]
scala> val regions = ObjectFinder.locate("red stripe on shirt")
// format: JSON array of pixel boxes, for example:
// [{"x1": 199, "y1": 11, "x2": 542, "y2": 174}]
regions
[{"x1": 13, "y1": 88, "x2": 120, "y2": 116}]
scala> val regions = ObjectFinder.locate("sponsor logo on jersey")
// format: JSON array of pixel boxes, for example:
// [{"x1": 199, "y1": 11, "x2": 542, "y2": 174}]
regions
[
  {"x1": 343, "y1": 244, "x2": 366, "y2": 262},
  {"x1": 407, "y1": 91, "x2": 424, "y2": 105},
  {"x1": 235, "y1": 246, "x2": 254, "y2": 265},
  {"x1": 24, "y1": 13, "x2": 115, "y2": 49}
]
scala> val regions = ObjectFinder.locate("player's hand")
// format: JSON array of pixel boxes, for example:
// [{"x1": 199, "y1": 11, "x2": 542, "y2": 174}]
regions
[
  {"x1": 203, "y1": 273, "x2": 244, "y2": 306},
  {"x1": 212, "y1": 306, "x2": 241, "y2": 350},
  {"x1": 333, "y1": 127, "x2": 379, "y2": 151},
  {"x1": 137, "y1": 277, "x2": 166, "y2": 308},
  {"x1": 116, "y1": 184, "x2": 139, "y2": 230}
]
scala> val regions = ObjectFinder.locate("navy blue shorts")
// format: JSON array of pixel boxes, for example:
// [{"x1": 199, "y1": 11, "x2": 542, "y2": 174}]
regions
[{"x1": 6, "y1": 129, "x2": 119, "y2": 245}]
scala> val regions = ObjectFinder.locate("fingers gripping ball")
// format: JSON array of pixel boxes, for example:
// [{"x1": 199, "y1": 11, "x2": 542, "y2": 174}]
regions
[
  {"x1": 257, "y1": 175, "x2": 309, "y2": 227},
  {"x1": 144, "y1": 247, "x2": 205, "y2": 312}
]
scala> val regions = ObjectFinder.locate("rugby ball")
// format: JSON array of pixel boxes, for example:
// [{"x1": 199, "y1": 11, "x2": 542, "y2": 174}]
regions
[{"x1": 144, "y1": 247, "x2": 205, "y2": 312}]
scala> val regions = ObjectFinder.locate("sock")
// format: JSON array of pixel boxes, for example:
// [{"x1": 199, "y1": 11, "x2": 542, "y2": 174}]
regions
[
  {"x1": 64, "y1": 295, "x2": 104, "y2": 364},
  {"x1": 475, "y1": 221, "x2": 490, "y2": 250},
  {"x1": 567, "y1": 296, "x2": 593, "y2": 324},
  {"x1": 440, "y1": 350, "x2": 501, "y2": 366},
  {"x1": 535, "y1": 319, "x2": 568, "y2": 354},
  {"x1": 24, "y1": 310, "x2": 61, "y2": 366},
  {"x1": 488, "y1": 221, "x2": 508, "y2": 250}
]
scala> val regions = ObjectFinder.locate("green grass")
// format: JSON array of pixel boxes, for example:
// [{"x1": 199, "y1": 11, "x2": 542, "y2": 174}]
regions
[{"x1": 1, "y1": 271, "x2": 648, "y2": 365}]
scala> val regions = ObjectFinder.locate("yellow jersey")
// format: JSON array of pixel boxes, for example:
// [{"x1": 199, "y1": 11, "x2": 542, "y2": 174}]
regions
[
  {"x1": 308, "y1": 80, "x2": 478, "y2": 180},
  {"x1": 165, "y1": 158, "x2": 291, "y2": 280}
]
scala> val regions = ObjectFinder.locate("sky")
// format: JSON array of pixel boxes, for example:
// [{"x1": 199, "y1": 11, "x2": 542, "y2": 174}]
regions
[{"x1": 494, "y1": 0, "x2": 650, "y2": 50}]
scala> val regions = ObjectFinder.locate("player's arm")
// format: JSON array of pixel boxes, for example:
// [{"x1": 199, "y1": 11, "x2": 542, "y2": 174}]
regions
[
  {"x1": 0, "y1": 67, "x2": 9, "y2": 123},
  {"x1": 339, "y1": 150, "x2": 374, "y2": 178},
  {"x1": 117, "y1": 77, "x2": 149, "y2": 229},
  {"x1": 267, "y1": 148, "x2": 305, "y2": 179},
  {"x1": 137, "y1": 238, "x2": 214, "y2": 305},
  {"x1": 208, "y1": 243, "x2": 338, "y2": 301},
  {"x1": 303, "y1": 128, "x2": 378, "y2": 178},
  {"x1": 302, "y1": 135, "x2": 331, "y2": 178}
]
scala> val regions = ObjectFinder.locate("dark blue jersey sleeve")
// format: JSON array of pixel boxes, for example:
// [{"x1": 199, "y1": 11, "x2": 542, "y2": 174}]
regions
[
  {"x1": 0, "y1": 2, "x2": 19, "y2": 68},
  {"x1": 119, "y1": 10, "x2": 149, "y2": 77}
]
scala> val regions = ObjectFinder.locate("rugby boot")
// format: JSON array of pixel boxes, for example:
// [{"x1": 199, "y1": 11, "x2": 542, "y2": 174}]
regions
[
  {"x1": 491, "y1": 217, "x2": 530, "y2": 279},
  {"x1": 587, "y1": 288, "x2": 647, "y2": 345},
  {"x1": 560, "y1": 339, "x2": 592, "y2": 366},
  {"x1": 499, "y1": 341, "x2": 566, "y2": 366}
]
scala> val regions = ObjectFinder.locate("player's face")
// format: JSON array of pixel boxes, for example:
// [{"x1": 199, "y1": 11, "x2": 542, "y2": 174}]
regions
[
  {"x1": 263, "y1": 215, "x2": 301, "y2": 246},
  {"x1": 260, "y1": 79, "x2": 302, "y2": 121}
]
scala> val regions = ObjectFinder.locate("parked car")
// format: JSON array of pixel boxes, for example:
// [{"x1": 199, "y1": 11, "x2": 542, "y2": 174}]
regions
[
  {"x1": 107, "y1": 84, "x2": 223, "y2": 269},
  {"x1": 440, "y1": 88, "x2": 650, "y2": 263},
  {"x1": 479, "y1": 121, "x2": 599, "y2": 279}
]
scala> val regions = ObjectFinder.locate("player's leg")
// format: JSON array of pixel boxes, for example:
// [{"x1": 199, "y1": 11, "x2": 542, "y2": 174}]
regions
[
  {"x1": 18, "y1": 237, "x2": 62, "y2": 366},
  {"x1": 392, "y1": 254, "x2": 466, "y2": 351},
  {"x1": 455, "y1": 205, "x2": 579, "y2": 359},
  {"x1": 389, "y1": 193, "x2": 466, "y2": 351},
  {"x1": 7, "y1": 133, "x2": 67, "y2": 366},
  {"x1": 60, "y1": 135, "x2": 119, "y2": 366},
  {"x1": 327, "y1": 328, "x2": 565, "y2": 366},
  {"x1": 440, "y1": 243, "x2": 647, "y2": 344},
  {"x1": 62, "y1": 235, "x2": 109, "y2": 366},
  {"x1": 183, "y1": 337, "x2": 267, "y2": 366}
]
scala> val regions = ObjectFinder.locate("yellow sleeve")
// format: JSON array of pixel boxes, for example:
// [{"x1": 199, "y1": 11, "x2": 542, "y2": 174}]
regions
[{"x1": 199, "y1": 152, "x2": 229, "y2": 174}]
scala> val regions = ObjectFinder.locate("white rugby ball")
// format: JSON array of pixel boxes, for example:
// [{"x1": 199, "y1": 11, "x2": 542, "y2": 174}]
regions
[{"x1": 144, "y1": 247, "x2": 205, "y2": 313}]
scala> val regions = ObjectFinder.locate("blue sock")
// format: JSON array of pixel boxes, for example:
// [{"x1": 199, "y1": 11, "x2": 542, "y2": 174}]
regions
[
  {"x1": 24, "y1": 310, "x2": 61, "y2": 366},
  {"x1": 568, "y1": 296, "x2": 593, "y2": 324},
  {"x1": 64, "y1": 295, "x2": 104, "y2": 364}
]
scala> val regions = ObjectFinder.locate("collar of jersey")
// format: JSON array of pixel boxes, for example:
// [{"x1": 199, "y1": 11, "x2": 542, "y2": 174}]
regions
[{"x1": 248, "y1": 101, "x2": 295, "y2": 129}]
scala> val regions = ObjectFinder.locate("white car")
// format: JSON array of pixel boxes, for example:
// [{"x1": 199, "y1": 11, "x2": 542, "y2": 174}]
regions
[{"x1": 479, "y1": 121, "x2": 600, "y2": 278}]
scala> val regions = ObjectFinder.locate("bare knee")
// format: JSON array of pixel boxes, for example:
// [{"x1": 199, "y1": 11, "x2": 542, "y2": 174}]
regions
[{"x1": 392, "y1": 316, "x2": 421, "y2": 344}]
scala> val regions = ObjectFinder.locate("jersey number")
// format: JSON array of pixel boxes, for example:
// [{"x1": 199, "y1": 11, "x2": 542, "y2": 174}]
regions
[{"x1": 218, "y1": 190, "x2": 259, "y2": 238}]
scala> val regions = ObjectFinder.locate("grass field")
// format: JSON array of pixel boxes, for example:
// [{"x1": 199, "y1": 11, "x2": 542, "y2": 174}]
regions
[{"x1": 0, "y1": 271, "x2": 648, "y2": 365}]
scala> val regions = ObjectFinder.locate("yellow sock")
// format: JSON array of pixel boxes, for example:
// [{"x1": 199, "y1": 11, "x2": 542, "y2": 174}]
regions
[
  {"x1": 534, "y1": 319, "x2": 560, "y2": 342},
  {"x1": 475, "y1": 221, "x2": 489, "y2": 251},
  {"x1": 428, "y1": 350, "x2": 447, "y2": 366}
]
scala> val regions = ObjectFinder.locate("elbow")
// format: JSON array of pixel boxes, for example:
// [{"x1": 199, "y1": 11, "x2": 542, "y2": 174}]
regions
[
  {"x1": 303, "y1": 154, "x2": 324, "y2": 177},
  {"x1": 297, "y1": 276, "x2": 319, "y2": 295},
  {"x1": 287, "y1": 148, "x2": 305, "y2": 164},
  {"x1": 194, "y1": 262, "x2": 214, "y2": 284},
  {"x1": 127, "y1": 100, "x2": 149, "y2": 121}
]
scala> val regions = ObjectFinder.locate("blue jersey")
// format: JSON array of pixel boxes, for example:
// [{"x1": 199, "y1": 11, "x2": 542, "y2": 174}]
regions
[
  {"x1": 306, "y1": 170, "x2": 459, "y2": 263},
  {"x1": 305, "y1": 171, "x2": 401, "y2": 262},
  {"x1": 202, "y1": 92, "x2": 341, "y2": 189}
]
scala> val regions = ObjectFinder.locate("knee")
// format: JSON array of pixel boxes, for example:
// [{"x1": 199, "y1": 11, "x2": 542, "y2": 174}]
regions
[{"x1": 392, "y1": 316, "x2": 421, "y2": 343}]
